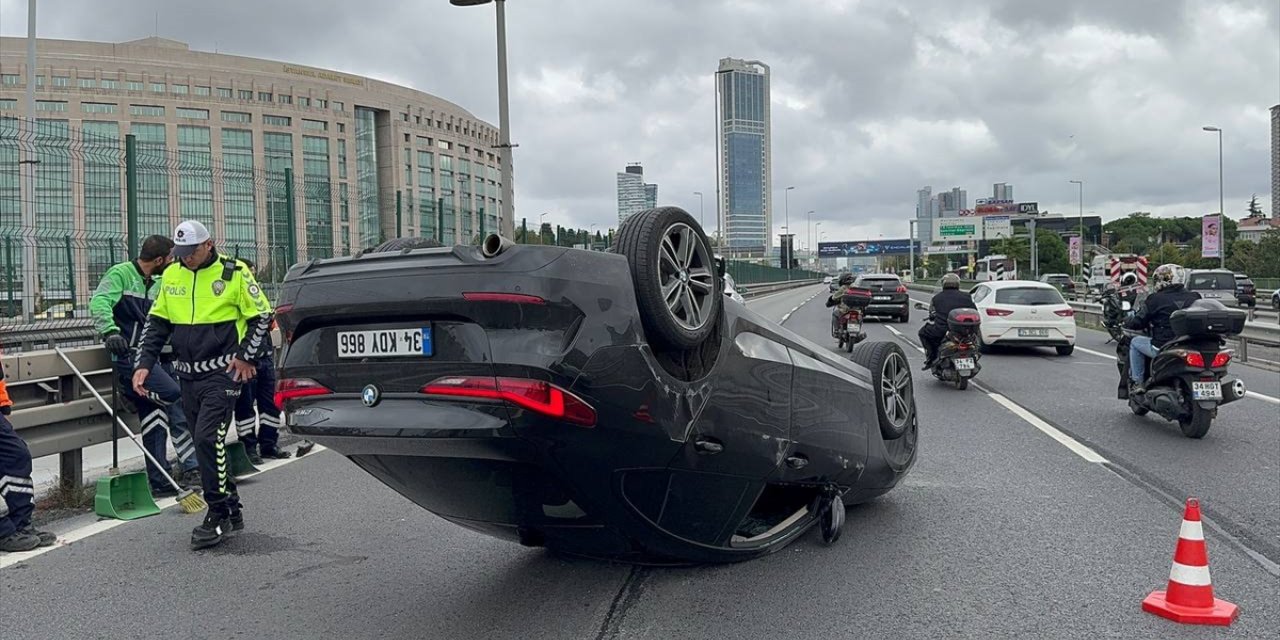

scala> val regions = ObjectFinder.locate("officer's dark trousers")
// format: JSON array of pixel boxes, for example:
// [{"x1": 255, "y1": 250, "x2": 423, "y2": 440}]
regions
[
  {"x1": 0, "y1": 414, "x2": 35, "y2": 538},
  {"x1": 181, "y1": 373, "x2": 241, "y2": 514},
  {"x1": 234, "y1": 353, "x2": 281, "y2": 454}
]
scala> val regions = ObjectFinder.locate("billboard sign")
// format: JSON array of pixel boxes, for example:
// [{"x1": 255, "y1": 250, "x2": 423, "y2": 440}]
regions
[
  {"x1": 818, "y1": 239, "x2": 919, "y2": 257},
  {"x1": 1018, "y1": 202, "x2": 1039, "y2": 215},
  {"x1": 1202, "y1": 214, "x2": 1221, "y2": 258},
  {"x1": 933, "y1": 218, "x2": 982, "y2": 242},
  {"x1": 983, "y1": 216, "x2": 1012, "y2": 239},
  {"x1": 1068, "y1": 236, "x2": 1082, "y2": 265},
  {"x1": 974, "y1": 201, "x2": 1019, "y2": 215}
]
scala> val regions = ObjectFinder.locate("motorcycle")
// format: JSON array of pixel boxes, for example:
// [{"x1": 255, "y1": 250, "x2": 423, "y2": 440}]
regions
[
  {"x1": 1116, "y1": 299, "x2": 1248, "y2": 438},
  {"x1": 831, "y1": 287, "x2": 870, "y2": 352},
  {"x1": 915, "y1": 302, "x2": 982, "y2": 390}
]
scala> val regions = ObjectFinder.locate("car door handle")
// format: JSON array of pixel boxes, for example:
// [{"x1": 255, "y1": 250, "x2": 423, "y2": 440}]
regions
[
  {"x1": 693, "y1": 437, "x2": 723, "y2": 454},
  {"x1": 786, "y1": 454, "x2": 809, "y2": 470}
]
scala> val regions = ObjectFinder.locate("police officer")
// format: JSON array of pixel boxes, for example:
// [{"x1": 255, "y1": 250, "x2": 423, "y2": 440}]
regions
[
  {"x1": 90, "y1": 234, "x2": 200, "y2": 494},
  {"x1": 918, "y1": 273, "x2": 976, "y2": 369},
  {"x1": 230, "y1": 258, "x2": 289, "y2": 463},
  {"x1": 1, "y1": 352, "x2": 56, "y2": 552},
  {"x1": 133, "y1": 221, "x2": 274, "y2": 549}
]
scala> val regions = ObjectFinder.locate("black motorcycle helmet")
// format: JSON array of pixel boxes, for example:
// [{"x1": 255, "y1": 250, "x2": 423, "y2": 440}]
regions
[{"x1": 838, "y1": 273, "x2": 855, "y2": 286}]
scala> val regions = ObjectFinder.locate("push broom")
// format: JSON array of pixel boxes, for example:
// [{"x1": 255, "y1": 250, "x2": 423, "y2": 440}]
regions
[{"x1": 55, "y1": 348, "x2": 206, "y2": 514}]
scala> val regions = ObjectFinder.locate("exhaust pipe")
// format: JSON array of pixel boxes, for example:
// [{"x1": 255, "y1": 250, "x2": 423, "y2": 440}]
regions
[{"x1": 481, "y1": 234, "x2": 516, "y2": 258}]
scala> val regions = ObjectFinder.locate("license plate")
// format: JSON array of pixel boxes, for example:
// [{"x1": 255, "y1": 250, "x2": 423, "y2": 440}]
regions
[
  {"x1": 954, "y1": 358, "x2": 975, "y2": 371},
  {"x1": 1018, "y1": 328, "x2": 1050, "y2": 337},
  {"x1": 873, "y1": 295, "x2": 891, "y2": 301},
  {"x1": 337, "y1": 327, "x2": 433, "y2": 358},
  {"x1": 1191, "y1": 381, "x2": 1221, "y2": 400},
  {"x1": 847, "y1": 322, "x2": 860, "y2": 332}
]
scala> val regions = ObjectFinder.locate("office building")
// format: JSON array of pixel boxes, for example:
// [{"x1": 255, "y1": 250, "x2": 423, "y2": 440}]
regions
[
  {"x1": 0, "y1": 36, "x2": 505, "y2": 305},
  {"x1": 993, "y1": 182, "x2": 1013, "y2": 201},
  {"x1": 616, "y1": 163, "x2": 657, "y2": 226},
  {"x1": 716, "y1": 57, "x2": 771, "y2": 256},
  {"x1": 937, "y1": 187, "x2": 967, "y2": 215}
]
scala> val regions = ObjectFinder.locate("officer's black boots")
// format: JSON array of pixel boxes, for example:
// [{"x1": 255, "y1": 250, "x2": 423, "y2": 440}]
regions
[{"x1": 191, "y1": 511, "x2": 233, "y2": 549}]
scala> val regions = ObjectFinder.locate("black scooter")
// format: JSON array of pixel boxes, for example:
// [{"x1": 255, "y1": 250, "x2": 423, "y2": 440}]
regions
[
  {"x1": 915, "y1": 302, "x2": 982, "y2": 390},
  {"x1": 1116, "y1": 300, "x2": 1247, "y2": 439}
]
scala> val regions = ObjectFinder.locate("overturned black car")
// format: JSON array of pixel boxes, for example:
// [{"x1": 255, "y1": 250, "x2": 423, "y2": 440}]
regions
[{"x1": 274, "y1": 207, "x2": 918, "y2": 564}]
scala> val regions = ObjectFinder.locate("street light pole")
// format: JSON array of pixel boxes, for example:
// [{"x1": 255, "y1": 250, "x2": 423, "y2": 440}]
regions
[
  {"x1": 1070, "y1": 179, "x2": 1083, "y2": 280},
  {"x1": 451, "y1": 0, "x2": 516, "y2": 234},
  {"x1": 784, "y1": 186, "x2": 795, "y2": 278},
  {"x1": 1203, "y1": 126, "x2": 1225, "y2": 268},
  {"x1": 815, "y1": 221, "x2": 822, "y2": 269},
  {"x1": 805, "y1": 210, "x2": 814, "y2": 268},
  {"x1": 539, "y1": 212, "x2": 548, "y2": 245},
  {"x1": 21, "y1": 0, "x2": 37, "y2": 320},
  {"x1": 692, "y1": 191, "x2": 704, "y2": 230}
]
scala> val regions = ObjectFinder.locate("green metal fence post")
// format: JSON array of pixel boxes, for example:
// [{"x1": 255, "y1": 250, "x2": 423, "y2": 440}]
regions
[
  {"x1": 437, "y1": 197, "x2": 445, "y2": 244},
  {"x1": 125, "y1": 134, "x2": 139, "y2": 257},
  {"x1": 64, "y1": 234, "x2": 75, "y2": 309},
  {"x1": 396, "y1": 190, "x2": 403, "y2": 238},
  {"x1": 4, "y1": 237, "x2": 14, "y2": 317},
  {"x1": 284, "y1": 167, "x2": 297, "y2": 266}
]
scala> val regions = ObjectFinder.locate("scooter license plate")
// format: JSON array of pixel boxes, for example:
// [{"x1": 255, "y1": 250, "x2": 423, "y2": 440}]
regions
[
  {"x1": 1191, "y1": 381, "x2": 1221, "y2": 400},
  {"x1": 954, "y1": 358, "x2": 975, "y2": 371},
  {"x1": 847, "y1": 322, "x2": 860, "y2": 332}
]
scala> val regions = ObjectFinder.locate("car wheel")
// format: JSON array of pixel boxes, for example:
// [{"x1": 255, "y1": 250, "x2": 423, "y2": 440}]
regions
[
  {"x1": 614, "y1": 207, "x2": 723, "y2": 351},
  {"x1": 1056, "y1": 345, "x2": 1074, "y2": 356},
  {"x1": 850, "y1": 341, "x2": 914, "y2": 441},
  {"x1": 899, "y1": 308, "x2": 910, "y2": 323}
]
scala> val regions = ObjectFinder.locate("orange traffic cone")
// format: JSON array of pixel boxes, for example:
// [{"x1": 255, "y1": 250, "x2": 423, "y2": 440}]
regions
[{"x1": 1142, "y1": 498, "x2": 1239, "y2": 626}]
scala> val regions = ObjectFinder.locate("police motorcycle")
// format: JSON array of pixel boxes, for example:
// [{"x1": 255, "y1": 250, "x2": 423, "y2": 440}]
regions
[
  {"x1": 1118, "y1": 299, "x2": 1248, "y2": 438},
  {"x1": 914, "y1": 301, "x2": 982, "y2": 390},
  {"x1": 831, "y1": 286, "x2": 871, "y2": 352}
]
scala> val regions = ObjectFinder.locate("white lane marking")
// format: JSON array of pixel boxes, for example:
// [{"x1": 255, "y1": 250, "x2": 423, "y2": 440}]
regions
[
  {"x1": 884, "y1": 322, "x2": 1109, "y2": 465},
  {"x1": 986, "y1": 393, "x2": 1109, "y2": 464},
  {"x1": 0, "y1": 444, "x2": 328, "y2": 570},
  {"x1": 780, "y1": 290, "x2": 824, "y2": 324},
  {"x1": 1074, "y1": 345, "x2": 1118, "y2": 360}
]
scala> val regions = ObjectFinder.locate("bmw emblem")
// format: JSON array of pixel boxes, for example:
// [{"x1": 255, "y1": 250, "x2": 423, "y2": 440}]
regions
[{"x1": 361, "y1": 384, "x2": 381, "y2": 408}]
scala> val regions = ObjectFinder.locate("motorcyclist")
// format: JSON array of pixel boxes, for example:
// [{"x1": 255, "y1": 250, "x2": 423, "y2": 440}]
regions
[
  {"x1": 825, "y1": 273, "x2": 856, "y2": 309},
  {"x1": 1123, "y1": 264, "x2": 1200, "y2": 393},
  {"x1": 919, "y1": 273, "x2": 975, "y2": 370}
]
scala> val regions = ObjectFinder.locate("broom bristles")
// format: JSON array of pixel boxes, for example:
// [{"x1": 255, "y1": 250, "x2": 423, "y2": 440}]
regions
[{"x1": 177, "y1": 490, "x2": 207, "y2": 514}]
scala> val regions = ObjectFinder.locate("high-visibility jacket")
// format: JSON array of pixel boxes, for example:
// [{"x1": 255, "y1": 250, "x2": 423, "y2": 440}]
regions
[
  {"x1": 135, "y1": 250, "x2": 273, "y2": 378},
  {"x1": 89, "y1": 260, "x2": 160, "y2": 346},
  {"x1": 0, "y1": 349, "x2": 11, "y2": 412}
]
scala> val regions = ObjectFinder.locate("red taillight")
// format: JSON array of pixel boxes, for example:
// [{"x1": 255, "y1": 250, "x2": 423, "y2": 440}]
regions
[
  {"x1": 895, "y1": 285, "x2": 907, "y2": 293},
  {"x1": 956, "y1": 343, "x2": 970, "y2": 351},
  {"x1": 274, "y1": 378, "x2": 332, "y2": 407},
  {"x1": 985, "y1": 308, "x2": 1014, "y2": 317},
  {"x1": 954, "y1": 313, "x2": 980, "y2": 323},
  {"x1": 462, "y1": 292, "x2": 546, "y2": 305},
  {"x1": 1184, "y1": 352, "x2": 1205, "y2": 368},
  {"x1": 421, "y1": 376, "x2": 596, "y2": 427},
  {"x1": 1054, "y1": 308, "x2": 1075, "y2": 317},
  {"x1": 1211, "y1": 352, "x2": 1231, "y2": 367}
]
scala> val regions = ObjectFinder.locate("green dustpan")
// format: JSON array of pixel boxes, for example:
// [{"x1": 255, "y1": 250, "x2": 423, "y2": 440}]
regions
[
  {"x1": 94, "y1": 472, "x2": 161, "y2": 520},
  {"x1": 93, "y1": 373, "x2": 160, "y2": 520},
  {"x1": 225, "y1": 441, "x2": 261, "y2": 477}
]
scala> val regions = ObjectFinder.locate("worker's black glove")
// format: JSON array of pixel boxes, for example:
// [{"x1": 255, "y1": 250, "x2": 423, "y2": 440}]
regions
[
  {"x1": 104, "y1": 332, "x2": 131, "y2": 357},
  {"x1": 1, "y1": 405, "x2": 11, "y2": 416}
]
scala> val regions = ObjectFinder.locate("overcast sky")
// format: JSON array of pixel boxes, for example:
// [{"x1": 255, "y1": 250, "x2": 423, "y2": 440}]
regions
[{"x1": 2, "y1": 0, "x2": 1277, "y2": 246}]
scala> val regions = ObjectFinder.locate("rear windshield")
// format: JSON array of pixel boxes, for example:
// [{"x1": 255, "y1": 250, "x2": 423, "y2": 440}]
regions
[
  {"x1": 1187, "y1": 273, "x2": 1235, "y2": 290},
  {"x1": 994, "y1": 287, "x2": 1065, "y2": 305},
  {"x1": 857, "y1": 276, "x2": 901, "y2": 286}
]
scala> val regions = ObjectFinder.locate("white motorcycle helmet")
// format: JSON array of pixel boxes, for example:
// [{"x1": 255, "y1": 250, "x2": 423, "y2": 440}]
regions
[{"x1": 1150, "y1": 263, "x2": 1186, "y2": 292}]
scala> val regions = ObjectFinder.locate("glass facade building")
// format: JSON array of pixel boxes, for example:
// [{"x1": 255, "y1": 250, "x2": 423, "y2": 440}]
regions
[
  {"x1": 716, "y1": 58, "x2": 771, "y2": 256},
  {"x1": 0, "y1": 36, "x2": 506, "y2": 309}
]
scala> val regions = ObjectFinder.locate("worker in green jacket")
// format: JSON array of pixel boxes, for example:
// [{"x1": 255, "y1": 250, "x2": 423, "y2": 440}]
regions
[{"x1": 90, "y1": 235, "x2": 198, "y2": 494}]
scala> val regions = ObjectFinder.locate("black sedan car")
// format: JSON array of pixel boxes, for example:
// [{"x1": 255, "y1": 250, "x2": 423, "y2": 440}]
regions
[
  {"x1": 274, "y1": 207, "x2": 918, "y2": 565},
  {"x1": 853, "y1": 273, "x2": 911, "y2": 322}
]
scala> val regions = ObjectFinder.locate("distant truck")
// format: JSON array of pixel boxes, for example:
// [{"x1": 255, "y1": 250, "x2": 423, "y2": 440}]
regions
[{"x1": 1088, "y1": 253, "x2": 1146, "y2": 293}]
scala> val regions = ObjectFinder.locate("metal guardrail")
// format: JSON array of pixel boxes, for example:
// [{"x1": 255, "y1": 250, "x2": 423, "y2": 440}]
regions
[{"x1": 739, "y1": 279, "x2": 822, "y2": 299}]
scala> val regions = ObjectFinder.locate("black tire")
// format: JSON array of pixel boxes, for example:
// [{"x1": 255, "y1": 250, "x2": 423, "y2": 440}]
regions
[
  {"x1": 615, "y1": 207, "x2": 723, "y2": 351},
  {"x1": 1128, "y1": 398, "x2": 1149, "y2": 416},
  {"x1": 1178, "y1": 403, "x2": 1214, "y2": 438},
  {"x1": 899, "y1": 309, "x2": 910, "y2": 324},
  {"x1": 850, "y1": 341, "x2": 914, "y2": 441},
  {"x1": 956, "y1": 377, "x2": 968, "y2": 391},
  {"x1": 1056, "y1": 345, "x2": 1075, "y2": 356},
  {"x1": 844, "y1": 335, "x2": 854, "y2": 353}
]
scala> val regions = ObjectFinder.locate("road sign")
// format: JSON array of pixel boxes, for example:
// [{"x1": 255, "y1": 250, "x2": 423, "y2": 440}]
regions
[
  {"x1": 983, "y1": 216, "x2": 1012, "y2": 239},
  {"x1": 934, "y1": 218, "x2": 981, "y2": 241}
]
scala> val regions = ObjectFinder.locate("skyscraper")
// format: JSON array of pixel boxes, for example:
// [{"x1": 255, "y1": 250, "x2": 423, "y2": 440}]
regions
[
  {"x1": 1271, "y1": 105, "x2": 1279, "y2": 219},
  {"x1": 916, "y1": 186, "x2": 935, "y2": 246},
  {"x1": 993, "y1": 182, "x2": 1013, "y2": 201},
  {"x1": 617, "y1": 163, "x2": 657, "y2": 226},
  {"x1": 938, "y1": 187, "x2": 967, "y2": 215},
  {"x1": 716, "y1": 58, "x2": 771, "y2": 256}
]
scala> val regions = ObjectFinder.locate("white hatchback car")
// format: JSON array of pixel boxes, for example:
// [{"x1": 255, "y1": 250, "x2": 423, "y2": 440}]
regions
[{"x1": 969, "y1": 280, "x2": 1077, "y2": 355}]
